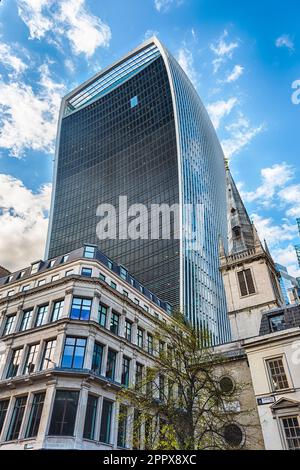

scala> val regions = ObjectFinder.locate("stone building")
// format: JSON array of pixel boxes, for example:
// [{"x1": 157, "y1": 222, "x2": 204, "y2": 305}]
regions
[
  {"x1": 0, "y1": 244, "x2": 173, "y2": 450},
  {"x1": 244, "y1": 305, "x2": 300, "y2": 450}
]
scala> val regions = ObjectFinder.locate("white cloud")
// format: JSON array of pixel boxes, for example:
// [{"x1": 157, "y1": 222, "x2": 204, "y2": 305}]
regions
[
  {"x1": 275, "y1": 34, "x2": 295, "y2": 52},
  {"x1": 17, "y1": 0, "x2": 111, "y2": 58},
  {"x1": 0, "y1": 64, "x2": 65, "y2": 157},
  {"x1": 221, "y1": 113, "x2": 264, "y2": 158},
  {"x1": 210, "y1": 30, "x2": 239, "y2": 73},
  {"x1": 0, "y1": 174, "x2": 51, "y2": 271},
  {"x1": 225, "y1": 64, "x2": 244, "y2": 83},
  {"x1": 207, "y1": 97, "x2": 238, "y2": 129},
  {"x1": 251, "y1": 213, "x2": 298, "y2": 247},
  {"x1": 241, "y1": 163, "x2": 294, "y2": 205},
  {"x1": 278, "y1": 184, "x2": 300, "y2": 217},
  {"x1": 0, "y1": 42, "x2": 28, "y2": 75},
  {"x1": 58, "y1": 0, "x2": 111, "y2": 57},
  {"x1": 154, "y1": 0, "x2": 183, "y2": 12},
  {"x1": 177, "y1": 46, "x2": 198, "y2": 88}
]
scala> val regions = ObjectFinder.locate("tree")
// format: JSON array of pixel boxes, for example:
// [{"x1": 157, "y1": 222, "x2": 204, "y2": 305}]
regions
[{"x1": 118, "y1": 312, "x2": 259, "y2": 450}]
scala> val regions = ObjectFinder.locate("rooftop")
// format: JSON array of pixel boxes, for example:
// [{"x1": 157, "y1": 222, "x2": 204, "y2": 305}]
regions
[
  {"x1": 259, "y1": 304, "x2": 300, "y2": 336},
  {"x1": 0, "y1": 244, "x2": 172, "y2": 315}
]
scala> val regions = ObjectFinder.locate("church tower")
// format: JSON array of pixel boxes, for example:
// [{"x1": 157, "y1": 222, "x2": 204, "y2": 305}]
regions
[{"x1": 219, "y1": 164, "x2": 283, "y2": 341}]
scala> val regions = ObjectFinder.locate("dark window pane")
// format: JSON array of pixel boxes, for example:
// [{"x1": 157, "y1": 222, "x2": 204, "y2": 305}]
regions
[
  {"x1": 6, "y1": 396, "x2": 27, "y2": 441},
  {"x1": 0, "y1": 399, "x2": 9, "y2": 435},
  {"x1": 25, "y1": 392, "x2": 45, "y2": 438},
  {"x1": 99, "y1": 399, "x2": 112, "y2": 443},
  {"x1": 83, "y1": 395, "x2": 98, "y2": 440},
  {"x1": 91, "y1": 342, "x2": 103, "y2": 375},
  {"x1": 49, "y1": 390, "x2": 79, "y2": 436}
]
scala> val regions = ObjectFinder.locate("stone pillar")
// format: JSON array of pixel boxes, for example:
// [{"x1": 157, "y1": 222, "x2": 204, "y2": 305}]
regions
[
  {"x1": 101, "y1": 345, "x2": 108, "y2": 376},
  {"x1": 91, "y1": 291, "x2": 101, "y2": 323},
  {"x1": 129, "y1": 354, "x2": 137, "y2": 389},
  {"x1": 112, "y1": 401, "x2": 120, "y2": 448},
  {"x1": 132, "y1": 317, "x2": 138, "y2": 345},
  {"x1": 84, "y1": 333, "x2": 95, "y2": 370},
  {"x1": 115, "y1": 348, "x2": 124, "y2": 383},
  {"x1": 119, "y1": 309, "x2": 126, "y2": 338},
  {"x1": 106, "y1": 306, "x2": 113, "y2": 331},
  {"x1": 36, "y1": 380, "x2": 57, "y2": 448},
  {"x1": 52, "y1": 326, "x2": 66, "y2": 368},
  {"x1": 62, "y1": 287, "x2": 73, "y2": 319},
  {"x1": 74, "y1": 383, "x2": 90, "y2": 445}
]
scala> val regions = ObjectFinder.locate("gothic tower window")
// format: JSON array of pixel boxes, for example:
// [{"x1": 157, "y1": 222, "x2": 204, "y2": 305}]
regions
[{"x1": 237, "y1": 269, "x2": 256, "y2": 296}]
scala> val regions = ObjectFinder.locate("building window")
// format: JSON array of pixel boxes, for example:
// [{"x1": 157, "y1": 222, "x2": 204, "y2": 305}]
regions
[
  {"x1": 19, "y1": 309, "x2": 33, "y2": 332},
  {"x1": 99, "y1": 273, "x2": 106, "y2": 282},
  {"x1": 281, "y1": 416, "x2": 300, "y2": 450},
  {"x1": 135, "y1": 363, "x2": 144, "y2": 390},
  {"x1": 61, "y1": 255, "x2": 69, "y2": 263},
  {"x1": 106, "y1": 349, "x2": 117, "y2": 380},
  {"x1": 23, "y1": 344, "x2": 39, "y2": 375},
  {"x1": 123, "y1": 290, "x2": 129, "y2": 297},
  {"x1": 7, "y1": 290, "x2": 14, "y2": 297},
  {"x1": 35, "y1": 305, "x2": 48, "y2": 327},
  {"x1": 147, "y1": 333, "x2": 154, "y2": 355},
  {"x1": 98, "y1": 303, "x2": 108, "y2": 327},
  {"x1": 6, "y1": 348, "x2": 23, "y2": 378},
  {"x1": 22, "y1": 284, "x2": 30, "y2": 292},
  {"x1": 51, "y1": 274, "x2": 60, "y2": 282},
  {"x1": 99, "y1": 399, "x2": 113, "y2": 444},
  {"x1": 18, "y1": 270, "x2": 26, "y2": 279},
  {"x1": 137, "y1": 327, "x2": 144, "y2": 348},
  {"x1": 83, "y1": 394, "x2": 98, "y2": 440},
  {"x1": 31, "y1": 262, "x2": 40, "y2": 274},
  {"x1": 110, "y1": 311, "x2": 119, "y2": 335},
  {"x1": 107, "y1": 260, "x2": 113, "y2": 270},
  {"x1": 51, "y1": 300, "x2": 64, "y2": 322},
  {"x1": 40, "y1": 339, "x2": 56, "y2": 370},
  {"x1": 62, "y1": 337, "x2": 86, "y2": 369},
  {"x1": 110, "y1": 281, "x2": 117, "y2": 290},
  {"x1": 237, "y1": 269, "x2": 255, "y2": 296},
  {"x1": 49, "y1": 390, "x2": 79, "y2": 436},
  {"x1": 120, "y1": 266, "x2": 127, "y2": 280},
  {"x1": 121, "y1": 357, "x2": 131, "y2": 387},
  {"x1": 0, "y1": 399, "x2": 9, "y2": 436},
  {"x1": 125, "y1": 320, "x2": 132, "y2": 342},
  {"x1": 81, "y1": 267, "x2": 92, "y2": 277},
  {"x1": 65, "y1": 269, "x2": 73, "y2": 276},
  {"x1": 143, "y1": 305, "x2": 149, "y2": 312},
  {"x1": 25, "y1": 392, "x2": 45, "y2": 438},
  {"x1": 266, "y1": 357, "x2": 289, "y2": 391},
  {"x1": 48, "y1": 259, "x2": 56, "y2": 268},
  {"x1": 91, "y1": 342, "x2": 103, "y2": 375},
  {"x1": 223, "y1": 423, "x2": 244, "y2": 448},
  {"x1": 83, "y1": 245, "x2": 96, "y2": 259},
  {"x1": 117, "y1": 404, "x2": 128, "y2": 448},
  {"x1": 269, "y1": 314, "x2": 285, "y2": 332},
  {"x1": 37, "y1": 279, "x2": 46, "y2": 286},
  {"x1": 219, "y1": 376, "x2": 235, "y2": 395},
  {"x1": 3, "y1": 315, "x2": 16, "y2": 336},
  {"x1": 70, "y1": 297, "x2": 92, "y2": 321},
  {"x1": 130, "y1": 95, "x2": 138, "y2": 108},
  {"x1": 6, "y1": 396, "x2": 27, "y2": 441},
  {"x1": 134, "y1": 298, "x2": 139, "y2": 305}
]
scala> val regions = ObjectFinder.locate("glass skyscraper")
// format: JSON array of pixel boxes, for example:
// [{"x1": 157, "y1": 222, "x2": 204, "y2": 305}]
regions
[{"x1": 46, "y1": 37, "x2": 231, "y2": 344}]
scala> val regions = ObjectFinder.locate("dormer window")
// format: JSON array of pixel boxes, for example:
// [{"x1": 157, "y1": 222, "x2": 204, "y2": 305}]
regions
[
  {"x1": 48, "y1": 260, "x2": 56, "y2": 268},
  {"x1": 61, "y1": 255, "x2": 69, "y2": 264},
  {"x1": 31, "y1": 262, "x2": 40, "y2": 274},
  {"x1": 83, "y1": 245, "x2": 96, "y2": 259}
]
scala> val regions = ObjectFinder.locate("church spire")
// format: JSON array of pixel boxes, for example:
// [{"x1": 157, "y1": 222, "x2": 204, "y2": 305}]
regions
[{"x1": 226, "y1": 167, "x2": 259, "y2": 255}]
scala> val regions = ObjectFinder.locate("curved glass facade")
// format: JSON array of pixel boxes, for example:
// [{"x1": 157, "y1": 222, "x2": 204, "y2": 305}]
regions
[{"x1": 46, "y1": 38, "x2": 231, "y2": 345}]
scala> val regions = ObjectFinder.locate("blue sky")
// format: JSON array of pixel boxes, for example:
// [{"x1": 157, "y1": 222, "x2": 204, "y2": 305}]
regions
[{"x1": 0, "y1": 0, "x2": 299, "y2": 277}]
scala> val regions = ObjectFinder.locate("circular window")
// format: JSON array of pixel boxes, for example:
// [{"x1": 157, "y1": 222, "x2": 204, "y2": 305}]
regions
[
  {"x1": 219, "y1": 376, "x2": 235, "y2": 394},
  {"x1": 223, "y1": 423, "x2": 244, "y2": 448}
]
